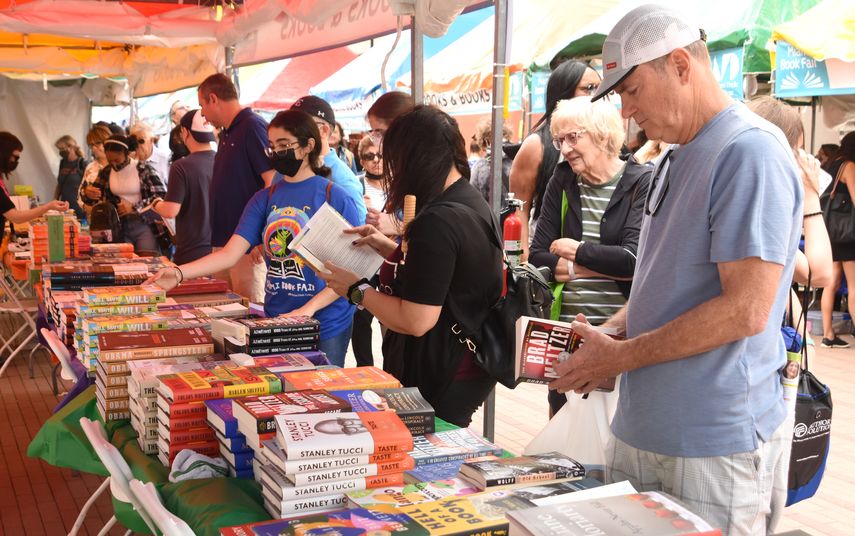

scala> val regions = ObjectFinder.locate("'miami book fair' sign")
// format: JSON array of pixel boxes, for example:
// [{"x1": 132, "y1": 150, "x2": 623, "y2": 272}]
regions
[{"x1": 775, "y1": 41, "x2": 855, "y2": 98}]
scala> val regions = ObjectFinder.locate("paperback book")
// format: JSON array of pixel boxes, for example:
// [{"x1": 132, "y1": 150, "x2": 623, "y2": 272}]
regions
[
  {"x1": 459, "y1": 452, "x2": 585, "y2": 490},
  {"x1": 82, "y1": 284, "x2": 166, "y2": 306},
  {"x1": 506, "y1": 491, "x2": 722, "y2": 536},
  {"x1": 330, "y1": 388, "x2": 435, "y2": 436},
  {"x1": 157, "y1": 366, "x2": 282, "y2": 404},
  {"x1": 515, "y1": 316, "x2": 618, "y2": 390},
  {"x1": 280, "y1": 366, "x2": 401, "y2": 392},
  {"x1": 275, "y1": 411, "x2": 413, "y2": 460},
  {"x1": 346, "y1": 478, "x2": 481, "y2": 509},
  {"x1": 410, "y1": 428, "x2": 504, "y2": 467}
]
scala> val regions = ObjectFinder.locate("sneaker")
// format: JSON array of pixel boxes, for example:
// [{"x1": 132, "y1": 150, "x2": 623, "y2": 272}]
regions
[{"x1": 821, "y1": 336, "x2": 850, "y2": 348}]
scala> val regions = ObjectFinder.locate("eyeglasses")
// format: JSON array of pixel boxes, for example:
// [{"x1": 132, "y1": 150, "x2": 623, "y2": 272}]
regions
[
  {"x1": 551, "y1": 129, "x2": 587, "y2": 151},
  {"x1": 361, "y1": 152, "x2": 381, "y2": 162},
  {"x1": 645, "y1": 147, "x2": 675, "y2": 217},
  {"x1": 579, "y1": 83, "x2": 600, "y2": 96},
  {"x1": 265, "y1": 140, "x2": 300, "y2": 156}
]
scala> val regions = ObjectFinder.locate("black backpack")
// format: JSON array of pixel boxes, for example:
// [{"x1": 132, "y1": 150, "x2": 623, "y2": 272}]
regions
[
  {"x1": 89, "y1": 201, "x2": 122, "y2": 243},
  {"x1": 436, "y1": 201, "x2": 553, "y2": 388}
]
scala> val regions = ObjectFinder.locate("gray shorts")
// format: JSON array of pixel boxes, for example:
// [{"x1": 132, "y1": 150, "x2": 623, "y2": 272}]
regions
[{"x1": 606, "y1": 417, "x2": 791, "y2": 536}]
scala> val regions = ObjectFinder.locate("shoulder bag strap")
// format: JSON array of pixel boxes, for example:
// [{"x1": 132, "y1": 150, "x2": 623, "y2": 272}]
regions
[
  {"x1": 549, "y1": 191, "x2": 569, "y2": 320},
  {"x1": 801, "y1": 269, "x2": 811, "y2": 371},
  {"x1": 829, "y1": 161, "x2": 847, "y2": 201}
]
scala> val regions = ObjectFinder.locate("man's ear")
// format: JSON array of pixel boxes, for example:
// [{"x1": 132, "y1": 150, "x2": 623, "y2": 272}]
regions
[{"x1": 670, "y1": 48, "x2": 692, "y2": 84}]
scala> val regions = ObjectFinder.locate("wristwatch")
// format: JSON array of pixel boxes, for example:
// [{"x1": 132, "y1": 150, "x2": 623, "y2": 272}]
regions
[{"x1": 347, "y1": 278, "x2": 371, "y2": 306}]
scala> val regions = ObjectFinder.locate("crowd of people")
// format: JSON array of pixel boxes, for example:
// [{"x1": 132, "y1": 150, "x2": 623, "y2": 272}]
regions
[{"x1": 2, "y1": 4, "x2": 854, "y2": 534}]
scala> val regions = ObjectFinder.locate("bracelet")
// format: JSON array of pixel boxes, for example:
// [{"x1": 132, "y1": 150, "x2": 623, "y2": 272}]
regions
[
  {"x1": 804, "y1": 211, "x2": 822, "y2": 218},
  {"x1": 173, "y1": 266, "x2": 184, "y2": 284},
  {"x1": 566, "y1": 259, "x2": 576, "y2": 281}
]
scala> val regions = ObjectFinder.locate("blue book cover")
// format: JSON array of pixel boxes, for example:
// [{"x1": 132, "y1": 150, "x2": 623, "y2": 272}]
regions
[
  {"x1": 405, "y1": 459, "x2": 469, "y2": 483},
  {"x1": 205, "y1": 398, "x2": 238, "y2": 437},
  {"x1": 221, "y1": 446, "x2": 255, "y2": 471},
  {"x1": 215, "y1": 429, "x2": 249, "y2": 452}
]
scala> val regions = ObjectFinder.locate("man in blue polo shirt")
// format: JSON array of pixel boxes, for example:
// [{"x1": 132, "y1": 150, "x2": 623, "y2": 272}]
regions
[
  {"x1": 289, "y1": 96, "x2": 367, "y2": 223},
  {"x1": 198, "y1": 73, "x2": 275, "y2": 303},
  {"x1": 548, "y1": 6, "x2": 802, "y2": 535}
]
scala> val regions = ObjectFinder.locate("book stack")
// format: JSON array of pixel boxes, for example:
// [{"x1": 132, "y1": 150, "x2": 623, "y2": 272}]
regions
[
  {"x1": 254, "y1": 412, "x2": 415, "y2": 518},
  {"x1": 89, "y1": 242, "x2": 135, "y2": 258},
  {"x1": 94, "y1": 327, "x2": 215, "y2": 423},
  {"x1": 155, "y1": 366, "x2": 282, "y2": 466},
  {"x1": 279, "y1": 366, "x2": 402, "y2": 392},
  {"x1": 232, "y1": 390, "x2": 351, "y2": 451},
  {"x1": 214, "y1": 316, "x2": 321, "y2": 356},
  {"x1": 41, "y1": 257, "x2": 169, "y2": 290},
  {"x1": 167, "y1": 277, "x2": 230, "y2": 296},
  {"x1": 330, "y1": 387, "x2": 435, "y2": 436},
  {"x1": 406, "y1": 428, "x2": 505, "y2": 478},
  {"x1": 457, "y1": 452, "x2": 585, "y2": 491},
  {"x1": 28, "y1": 215, "x2": 82, "y2": 267},
  {"x1": 127, "y1": 355, "x2": 228, "y2": 455},
  {"x1": 205, "y1": 398, "x2": 256, "y2": 479}
]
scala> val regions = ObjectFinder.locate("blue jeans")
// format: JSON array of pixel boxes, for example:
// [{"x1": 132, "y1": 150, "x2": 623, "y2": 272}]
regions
[
  {"x1": 319, "y1": 322, "x2": 353, "y2": 368},
  {"x1": 123, "y1": 214, "x2": 160, "y2": 256}
]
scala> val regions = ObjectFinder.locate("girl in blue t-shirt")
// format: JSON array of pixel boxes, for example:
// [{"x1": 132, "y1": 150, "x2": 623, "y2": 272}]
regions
[{"x1": 148, "y1": 110, "x2": 362, "y2": 366}]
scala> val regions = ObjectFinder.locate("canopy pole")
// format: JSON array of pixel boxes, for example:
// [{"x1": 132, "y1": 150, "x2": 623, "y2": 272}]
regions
[
  {"x1": 411, "y1": 14, "x2": 424, "y2": 105},
  {"x1": 225, "y1": 45, "x2": 240, "y2": 98},
  {"x1": 810, "y1": 96, "x2": 817, "y2": 154},
  {"x1": 129, "y1": 85, "x2": 136, "y2": 127},
  {"x1": 482, "y1": 0, "x2": 510, "y2": 445}
]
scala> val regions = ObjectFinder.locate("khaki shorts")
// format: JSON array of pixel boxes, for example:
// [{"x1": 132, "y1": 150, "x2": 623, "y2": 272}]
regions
[{"x1": 606, "y1": 418, "x2": 791, "y2": 536}]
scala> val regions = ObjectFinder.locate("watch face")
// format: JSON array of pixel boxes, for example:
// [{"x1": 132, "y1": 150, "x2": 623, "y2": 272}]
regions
[{"x1": 350, "y1": 286, "x2": 363, "y2": 305}]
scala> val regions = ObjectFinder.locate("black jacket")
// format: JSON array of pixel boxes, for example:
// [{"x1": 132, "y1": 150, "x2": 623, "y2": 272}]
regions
[{"x1": 529, "y1": 156, "x2": 652, "y2": 298}]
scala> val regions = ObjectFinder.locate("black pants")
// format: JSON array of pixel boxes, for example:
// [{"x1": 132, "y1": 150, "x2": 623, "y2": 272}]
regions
[
  {"x1": 350, "y1": 308, "x2": 375, "y2": 367},
  {"x1": 548, "y1": 388, "x2": 566, "y2": 416},
  {"x1": 431, "y1": 376, "x2": 497, "y2": 428}
]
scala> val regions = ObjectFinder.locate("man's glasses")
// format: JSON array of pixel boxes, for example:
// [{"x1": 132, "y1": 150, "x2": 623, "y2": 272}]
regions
[
  {"x1": 551, "y1": 129, "x2": 587, "y2": 151},
  {"x1": 645, "y1": 147, "x2": 675, "y2": 217},
  {"x1": 361, "y1": 152, "x2": 381, "y2": 162}
]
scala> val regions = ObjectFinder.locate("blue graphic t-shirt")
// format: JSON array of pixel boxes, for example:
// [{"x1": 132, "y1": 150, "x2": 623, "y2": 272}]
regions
[{"x1": 234, "y1": 175, "x2": 362, "y2": 340}]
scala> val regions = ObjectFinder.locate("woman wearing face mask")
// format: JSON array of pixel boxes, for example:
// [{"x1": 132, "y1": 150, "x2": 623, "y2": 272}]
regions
[
  {"x1": 87, "y1": 134, "x2": 168, "y2": 255},
  {"x1": 54, "y1": 135, "x2": 87, "y2": 220},
  {"x1": 0, "y1": 131, "x2": 68, "y2": 240},
  {"x1": 146, "y1": 110, "x2": 362, "y2": 367}
]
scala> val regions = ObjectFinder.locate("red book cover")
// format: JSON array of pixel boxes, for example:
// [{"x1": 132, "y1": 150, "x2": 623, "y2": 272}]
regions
[
  {"x1": 158, "y1": 366, "x2": 282, "y2": 403},
  {"x1": 167, "y1": 277, "x2": 230, "y2": 296},
  {"x1": 233, "y1": 390, "x2": 351, "y2": 436}
]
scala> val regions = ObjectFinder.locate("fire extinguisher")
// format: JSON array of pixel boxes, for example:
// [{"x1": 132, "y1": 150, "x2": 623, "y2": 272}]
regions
[{"x1": 501, "y1": 194, "x2": 524, "y2": 296}]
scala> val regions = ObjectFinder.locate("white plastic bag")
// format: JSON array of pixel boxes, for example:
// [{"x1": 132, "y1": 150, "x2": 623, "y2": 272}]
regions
[{"x1": 524, "y1": 378, "x2": 620, "y2": 468}]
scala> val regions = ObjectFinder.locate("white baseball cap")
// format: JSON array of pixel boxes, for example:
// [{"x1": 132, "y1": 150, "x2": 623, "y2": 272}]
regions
[
  {"x1": 591, "y1": 4, "x2": 705, "y2": 101},
  {"x1": 180, "y1": 109, "x2": 216, "y2": 143}
]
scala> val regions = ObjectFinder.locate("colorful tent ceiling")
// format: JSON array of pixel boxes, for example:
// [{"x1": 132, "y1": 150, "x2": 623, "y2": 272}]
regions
[
  {"x1": 249, "y1": 46, "x2": 357, "y2": 111},
  {"x1": 0, "y1": 0, "x2": 483, "y2": 96},
  {"x1": 772, "y1": 0, "x2": 855, "y2": 62},
  {"x1": 545, "y1": 0, "x2": 822, "y2": 74},
  {"x1": 311, "y1": 5, "x2": 492, "y2": 107},
  {"x1": 399, "y1": 0, "x2": 621, "y2": 95}
]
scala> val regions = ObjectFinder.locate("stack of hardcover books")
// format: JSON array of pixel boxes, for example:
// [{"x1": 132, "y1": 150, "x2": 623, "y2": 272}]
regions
[
  {"x1": 94, "y1": 327, "x2": 215, "y2": 423},
  {"x1": 41, "y1": 257, "x2": 169, "y2": 290},
  {"x1": 278, "y1": 366, "x2": 402, "y2": 392},
  {"x1": 155, "y1": 366, "x2": 282, "y2": 466},
  {"x1": 329, "y1": 387, "x2": 435, "y2": 436},
  {"x1": 205, "y1": 398, "x2": 255, "y2": 478},
  {"x1": 89, "y1": 242, "x2": 135, "y2": 258},
  {"x1": 254, "y1": 412, "x2": 415, "y2": 518},
  {"x1": 457, "y1": 452, "x2": 585, "y2": 491},
  {"x1": 214, "y1": 316, "x2": 321, "y2": 356},
  {"x1": 127, "y1": 355, "x2": 227, "y2": 455},
  {"x1": 27, "y1": 215, "x2": 82, "y2": 267},
  {"x1": 405, "y1": 428, "x2": 505, "y2": 482}
]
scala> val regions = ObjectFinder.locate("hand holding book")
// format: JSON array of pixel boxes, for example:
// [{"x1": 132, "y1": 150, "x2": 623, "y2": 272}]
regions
[{"x1": 548, "y1": 313, "x2": 625, "y2": 395}]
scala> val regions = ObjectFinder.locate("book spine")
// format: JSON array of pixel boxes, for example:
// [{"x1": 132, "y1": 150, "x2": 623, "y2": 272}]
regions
[
  {"x1": 281, "y1": 472, "x2": 403, "y2": 501},
  {"x1": 248, "y1": 332, "x2": 321, "y2": 345},
  {"x1": 221, "y1": 383, "x2": 278, "y2": 399},
  {"x1": 242, "y1": 344, "x2": 319, "y2": 356},
  {"x1": 168, "y1": 414, "x2": 211, "y2": 431},
  {"x1": 278, "y1": 494, "x2": 347, "y2": 515},
  {"x1": 290, "y1": 458, "x2": 414, "y2": 486},
  {"x1": 99, "y1": 344, "x2": 214, "y2": 363},
  {"x1": 163, "y1": 426, "x2": 216, "y2": 445},
  {"x1": 172, "y1": 387, "x2": 224, "y2": 404},
  {"x1": 161, "y1": 401, "x2": 208, "y2": 419},
  {"x1": 414, "y1": 451, "x2": 501, "y2": 467},
  {"x1": 98, "y1": 384, "x2": 129, "y2": 399},
  {"x1": 246, "y1": 324, "x2": 320, "y2": 337}
]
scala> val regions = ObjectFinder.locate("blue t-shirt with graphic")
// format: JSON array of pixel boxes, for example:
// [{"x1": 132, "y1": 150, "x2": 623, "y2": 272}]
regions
[{"x1": 234, "y1": 175, "x2": 361, "y2": 340}]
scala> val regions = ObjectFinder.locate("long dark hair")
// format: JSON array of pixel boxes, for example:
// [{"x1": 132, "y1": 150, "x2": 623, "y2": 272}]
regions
[
  {"x1": 0, "y1": 132, "x2": 22, "y2": 176},
  {"x1": 367, "y1": 91, "x2": 415, "y2": 125},
  {"x1": 839, "y1": 131, "x2": 855, "y2": 163},
  {"x1": 103, "y1": 134, "x2": 138, "y2": 157},
  {"x1": 382, "y1": 105, "x2": 469, "y2": 221},
  {"x1": 269, "y1": 110, "x2": 331, "y2": 178},
  {"x1": 530, "y1": 60, "x2": 591, "y2": 220}
]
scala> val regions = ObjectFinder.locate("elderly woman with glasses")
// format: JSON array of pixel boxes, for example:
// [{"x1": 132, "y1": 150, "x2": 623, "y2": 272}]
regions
[{"x1": 529, "y1": 97, "x2": 652, "y2": 417}]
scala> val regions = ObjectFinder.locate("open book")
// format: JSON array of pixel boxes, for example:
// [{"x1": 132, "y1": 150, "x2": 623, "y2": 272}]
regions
[
  {"x1": 289, "y1": 202, "x2": 384, "y2": 280},
  {"x1": 139, "y1": 201, "x2": 176, "y2": 236}
]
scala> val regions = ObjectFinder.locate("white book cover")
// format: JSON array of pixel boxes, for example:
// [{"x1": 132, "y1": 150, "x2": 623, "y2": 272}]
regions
[{"x1": 289, "y1": 202, "x2": 384, "y2": 280}]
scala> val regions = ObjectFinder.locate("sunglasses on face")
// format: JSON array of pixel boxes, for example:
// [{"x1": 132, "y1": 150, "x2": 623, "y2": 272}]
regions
[
  {"x1": 361, "y1": 152, "x2": 381, "y2": 162},
  {"x1": 551, "y1": 129, "x2": 587, "y2": 151}
]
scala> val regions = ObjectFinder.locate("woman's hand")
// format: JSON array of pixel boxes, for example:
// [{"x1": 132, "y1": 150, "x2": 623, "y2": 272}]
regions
[
  {"x1": 550, "y1": 238, "x2": 581, "y2": 261},
  {"x1": 116, "y1": 199, "x2": 134, "y2": 217},
  {"x1": 85, "y1": 185, "x2": 102, "y2": 201},
  {"x1": 250, "y1": 245, "x2": 265, "y2": 265},
  {"x1": 144, "y1": 267, "x2": 181, "y2": 291},
  {"x1": 45, "y1": 200, "x2": 69, "y2": 212},
  {"x1": 279, "y1": 305, "x2": 316, "y2": 318},
  {"x1": 318, "y1": 261, "x2": 361, "y2": 298},
  {"x1": 365, "y1": 207, "x2": 382, "y2": 227},
  {"x1": 345, "y1": 225, "x2": 397, "y2": 258}
]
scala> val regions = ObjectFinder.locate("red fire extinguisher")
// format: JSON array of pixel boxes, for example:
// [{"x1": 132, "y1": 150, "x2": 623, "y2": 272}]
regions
[{"x1": 502, "y1": 193, "x2": 524, "y2": 296}]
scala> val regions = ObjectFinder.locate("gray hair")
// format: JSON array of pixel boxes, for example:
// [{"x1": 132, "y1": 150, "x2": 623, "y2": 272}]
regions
[{"x1": 551, "y1": 97, "x2": 625, "y2": 157}]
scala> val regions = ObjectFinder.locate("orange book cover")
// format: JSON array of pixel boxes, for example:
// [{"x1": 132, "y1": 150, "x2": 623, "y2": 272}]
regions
[{"x1": 282, "y1": 366, "x2": 401, "y2": 392}]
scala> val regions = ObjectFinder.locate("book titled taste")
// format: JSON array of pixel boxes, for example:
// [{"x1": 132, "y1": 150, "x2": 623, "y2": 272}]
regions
[{"x1": 275, "y1": 411, "x2": 413, "y2": 460}]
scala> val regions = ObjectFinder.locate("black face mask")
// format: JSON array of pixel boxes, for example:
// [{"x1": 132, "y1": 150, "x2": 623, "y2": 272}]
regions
[
  {"x1": 269, "y1": 148, "x2": 302, "y2": 177},
  {"x1": 5, "y1": 159, "x2": 18, "y2": 172},
  {"x1": 111, "y1": 159, "x2": 130, "y2": 172},
  {"x1": 59, "y1": 149, "x2": 70, "y2": 160}
]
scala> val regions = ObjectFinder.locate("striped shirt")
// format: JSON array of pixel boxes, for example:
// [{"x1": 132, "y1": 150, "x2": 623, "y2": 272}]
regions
[{"x1": 561, "y1": 166, "x2": 626, "y2": 324}]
